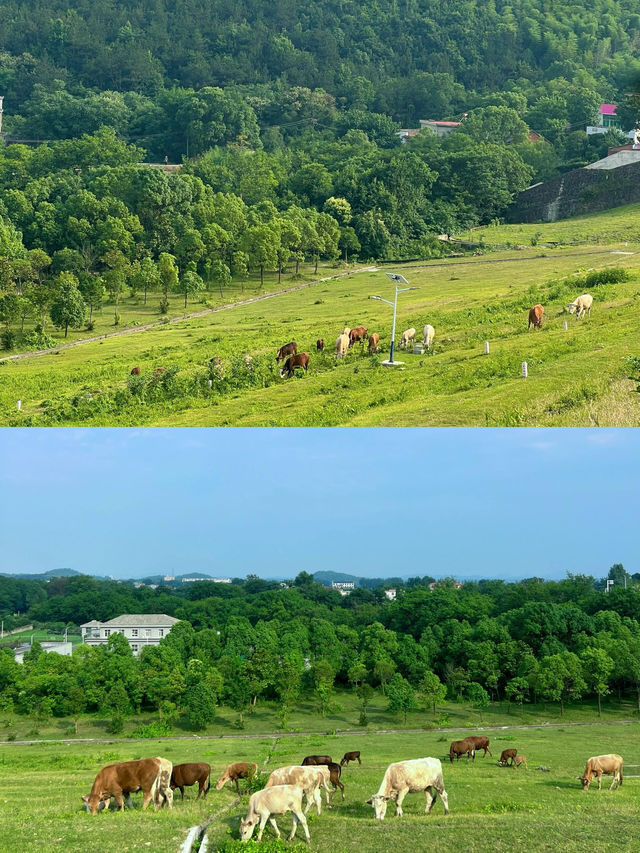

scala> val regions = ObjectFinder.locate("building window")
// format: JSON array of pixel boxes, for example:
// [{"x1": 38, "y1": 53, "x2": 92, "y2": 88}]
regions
[
  {"x1": 145, "y1": 629, "x2": 151, "y2": 637},
  {"x1": 104, "y1": 629, "x2": 111, "y2": 637},
  {"x1": 131, "y1": 629, "x2": 138, "y2": 638},
  {"x1": 131, "y1": 644, "x2": 138, "y2": 653},
  {"x1": 159, "y1": 629, "x2": 164, "y2": 637}
]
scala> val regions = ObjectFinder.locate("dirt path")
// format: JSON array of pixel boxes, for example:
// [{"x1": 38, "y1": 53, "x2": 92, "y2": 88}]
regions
[
  {"x1": 0, "y1": 267, "x2": 378, "y2": 364},
  {"x1": 1, "y1": 717, "x2": 636, "y2": 748}
]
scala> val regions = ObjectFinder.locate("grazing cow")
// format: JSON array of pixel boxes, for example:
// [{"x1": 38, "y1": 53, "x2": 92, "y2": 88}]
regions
[
  {"x1": 341, "y1": 751, "x2": 361, "y2": 767},
  {"x1": 279, "y1": 352, "x2": 309, "y2": 378},
  {"x1": 301, "y1": 755, "x2": 332, "y2": 767},
  {"x1": 498, "y1": 749, "x2": 517, "y2": 767},
  {"x1": 368, "y1": 333, "x2": 379, "y2": 354},
  {"x1": 170, "y1": 762, "x2": 211, "y2": 800},
  {"x1": 240, "y1": 784, "x2": 310, "y2": 844},
  {"x1": 422, "y1": 324, "x2": 435, "y2": 349},
  {"x1": 465, "y1": 736, "x2": 492, "y2": 759},
  {"x1": 130, "y1": 366, "x2": 141, "y2": 376},
  {"x1": 578, "y1": 754, "x2": 623, "y2": 791},
  {"x1": 342, "y1": 327, "x2": 351, "y2": 336},
  {"x1": 82, "y1": 758, "x2": 168, "y2": 814},
  {"x1": 276, "y1": 341, "x2": 297, "y2": 363},
  {"x1": 335, "y1": 333, "x2": 349, "y2": 358},
  {"x1": 349, "y1": 326, "x2": 367, "y2": 347},
  {"x1": 514, "y1": 755, "x2": 528, "y2": 769},
  {"x1": 449, "y1": 739, "x2": 474, "y2": 762},
  {"x1": 568, "y1": 293, "x2": 593, "y2": 319},
  {"x1": 316, "y1": 339, "x2": 324, "y2": 351},
  {"x1": 265, "y1": 766, "x2": 327, "y2": 815},
  {"x1": 216, "y1": 762, "x2": 258, "y2": 794},
  {"x1": 366, "y1": 758, "x2": 449, "y2": 820},
  {"x1": 399, "y1": 328, "x2": 416, "y2": 349},
  {"x1": 528, "y1": 304, "x2": 544, "y2": 329}
]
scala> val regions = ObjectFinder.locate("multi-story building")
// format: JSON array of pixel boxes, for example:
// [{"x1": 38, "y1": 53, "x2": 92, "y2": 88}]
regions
[{"x1": 80, "y1": 614, "x2": 179, "y2": 656}]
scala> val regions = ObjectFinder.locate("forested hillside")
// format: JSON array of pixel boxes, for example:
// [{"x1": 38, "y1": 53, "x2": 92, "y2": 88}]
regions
[
  {"x1": 1, "y1": 0, "x2": 640, "y2": 353},
  {"x1": 2, "y1": 568, "x2": 640, "y2": 728}
]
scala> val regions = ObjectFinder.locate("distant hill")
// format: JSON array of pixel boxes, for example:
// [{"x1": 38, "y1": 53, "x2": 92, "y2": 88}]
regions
[{"x1": 0, "y1": 568, "x2": 86, "y2": 580}]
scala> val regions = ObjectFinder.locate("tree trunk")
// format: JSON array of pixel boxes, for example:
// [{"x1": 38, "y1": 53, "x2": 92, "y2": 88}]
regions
[
  {"x1": 144, "y1": 284, "x2": 148, "y2": 306},
  {"x1": 296, "y1": 258, "x2": 300, "y2": 274},
  {"x1": 560, "y1": 698, "x2": 564, "y2": 717},
  {"x1": 64, "y1": 322, "x2": 68, "y2": 337},
  {"x1": 74, "y1": 717, "x2": 79, "y2": 734},
  {"x1": 89, "y1": 304, "x2": 94, "y2": 322},
  {"x1": 184, "y1": 290, "x2": 187, "y2": 308},
  {"x1": 260, "y1": 265, "x2": 264, "y2": 288},
  {"x1": 314, "y1": 255, "x2": 318, "y2": 274},
  {"x1": 597, "y1": 693, "x2": 602, "y2": 717},
  {"x1": 278, "y1": 265, "x2": 281, "y2": 283}
]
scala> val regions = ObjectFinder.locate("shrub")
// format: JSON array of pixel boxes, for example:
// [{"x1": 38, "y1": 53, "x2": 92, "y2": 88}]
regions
[
  {"x1": 1, "y1": 329, "x2": 16, "y2": 350},
  {"x1": 107, "y1": 714, "x2": 124, "y2": 734},
  {"x1": 127, "y1": 720, "x2": 172, "y2": 738}
]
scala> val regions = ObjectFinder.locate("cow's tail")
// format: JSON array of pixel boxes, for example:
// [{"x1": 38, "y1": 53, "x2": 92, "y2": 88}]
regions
[
  {"x1": 205, "y1": 770, "x2": 211, "y2": 795},
  {"x1": 150, "y1": 772, "x2": 160, "y2": 807}
]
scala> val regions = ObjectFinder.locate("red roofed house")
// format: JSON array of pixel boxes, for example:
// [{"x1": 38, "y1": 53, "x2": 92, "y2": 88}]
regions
[
  {"x1": 586, "y1": 104, "x2": 626, "y2": 136},
  {"x1": 419, "y1": 119, "x2": 461, "y2": 137}
]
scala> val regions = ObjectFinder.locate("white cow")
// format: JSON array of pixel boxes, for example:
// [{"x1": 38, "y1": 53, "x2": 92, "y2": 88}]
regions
[
  {"x1": 366, "y1": 758, "x2": 449, "y2": 820},
  {"x1": 335, "y1": 333, "x2": 349, "y2": 358},
  {"x1": 422, "y1": 324, "x2": 435, "y2": 349},
  {"x1": 240, "y1": 784, "x2": 310, "y2": 844},
  {"x1": 399, "y1": 328, "x2": 416, "y2": 349},
  {"x1": 568, "y1": 293, "x2": 593, "y2": 319},
  {"x1": 264, "y1": 765, "x2": 328, "y2": 815}
]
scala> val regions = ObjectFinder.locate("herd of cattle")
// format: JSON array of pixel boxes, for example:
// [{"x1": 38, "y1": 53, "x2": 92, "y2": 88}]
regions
[
  {"x1": 274, "y1": 291, "x2": 594, "y2": 379},
  {"x1": 81, "y1": 738, "x2": 625, "y2": 843}
]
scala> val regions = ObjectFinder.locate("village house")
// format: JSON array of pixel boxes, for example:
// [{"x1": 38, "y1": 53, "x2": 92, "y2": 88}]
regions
[{"x1": 80, "y1": 614, "x2": 179, "y2": 656}]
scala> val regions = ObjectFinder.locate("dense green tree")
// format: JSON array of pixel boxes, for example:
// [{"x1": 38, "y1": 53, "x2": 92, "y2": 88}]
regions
[{"x1": 49, "y1": 272, "x2": 86, "y2": 336}]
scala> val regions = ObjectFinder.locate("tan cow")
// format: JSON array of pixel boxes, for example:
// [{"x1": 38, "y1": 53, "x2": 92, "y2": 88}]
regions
[
  {"x1": 568, "y1": 293, "x2": 593, "y2": 319},
  {"x1": 528, "y1": 304, "x2": 544, "y2": 329},
  {"x1": 335, "y1": 333, "x2": 349, "y2": 358},
  {"x1": 240, "y1": 785, "x2": 310, "y2": 844},
  {"x1": 399, "y1": 328, "x2": 416, "y2": 349},
  {"x1": 368, "y1": 333, "x2": 380, "y2": 354},
  {"x1": 366, "y1": 757, "x2": 449, "y2": 820},
  {"x1": 578, "y1": 754, "x2": 623, "y2": 791},
  {"x1": 265, "y1": 765, "x2": 328, "y2": 815},
  {"x1": 216, "y1": 762, "x2": 258, "y2": 794},
  {"x1": 514, "y1": 755, "x2": 527, "y2": 769}
]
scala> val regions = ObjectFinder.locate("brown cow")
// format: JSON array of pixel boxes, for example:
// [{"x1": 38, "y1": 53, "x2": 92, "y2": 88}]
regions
[
  {"x1": 368, "y1": 333, "x2": 379, "y2": 354},
  {"x1": 528, "y1": 304, "x2": 544, "y2": 329},
  {"x1": 279, "y1": 352, "x2": 309, "y2": 378},
  {"x1": 340, "y1": 751, "x2": 361, "y2": 766},
  {"x1": 578, "y1": 754, "x2": 623, "y2": 791},
  {"x1": 498, "y1": 749, "x2": 517, "y2": 767},
  {"x1": 216, "y1": 762, "x2": 257, "y2": 794},
  {"x1": 82, "y1": 758, "x2": 168, "y2": 814},
  {"x1": 349, "y1": 326, "x2": 367, "y2": 347},
  {"x1": 466, "y1": 736, "x2": 492, "y2": 759},
  {"x1": 301, "y1": 755, "x2": 332, "y2": 766},
  {"x1": 327, "y1": 762, "x2": 345, "y2": 800},
  {"x1": 170, "y1": 762, "x2": 211, "y2": 800},
  {"x1": 449, "y1": 739, "x2": 474, "y2": 762},
  {"x1": 130, "y1": 366, "x2": 141, "y2": 375},
  {"x1": 316, "y1": 339, "x2": 324, "y2": 351},
  {"x1": 276, "y1": 341, "x2": 297, "y2": 363}
]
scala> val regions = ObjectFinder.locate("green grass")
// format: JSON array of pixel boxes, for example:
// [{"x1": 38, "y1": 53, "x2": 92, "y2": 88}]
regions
[
  {"x1": 2, "y1": 206, "x2": 640, "y2": 426},
  {"x1": 0, "y1": 628, "x2": 81, "y2": 649},
  {"x1": 1, "y1": 719, "x2": 639, "y2": 853}
]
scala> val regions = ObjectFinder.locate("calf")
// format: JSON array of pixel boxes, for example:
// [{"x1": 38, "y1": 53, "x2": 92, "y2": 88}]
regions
[
  {"x1": 568, "y1": 293, "x2": 593, "y2": 319},
  {"x1": 498, "y1": 749, "x2": 517, "y2": 767},
  {"x1": 316, "y1": 338, "x2": 324, "y2": 351},
  {"x1": 340, "y1": 751, "x2": 361, "y2": 766},
  {"x1": 327, "y1": 762, "x2": 345, "y2": 801},
  {"x1": 368, "y1": 333, "x2": 379, "y2": 354},
  {"x1": 528, "y1": 304, "x2": 544, "y2": 329},
  {"x1": 240, "y1": 785, "x2": 310, "y2": 844},
  {"x1": 301, "y1": 755, "x2": 332, "y2": 766},
  {"x1": 349, "y1": 326, "x2": 367, "y2": 347},
  {"x1": 422, "y1": 324, "x2": 435, "y2": 349},
  {"x1": 367, "y1": 757, "x2": 449, "y2": 820},
  {"x1": 399, "y1": 328, "x2": 416, "y2": 349},
  {"x1": 130, "y1": 366, "x2": 141, "y2": 376},
  {"x1": 216, "y1": 762, "x2": 258, "y2": 794},
  {"x1": 265, "y1": 765, "x2": 327, "y2": 815},
  {"x1": 279, "y1": 352, "x2": 309, "y2": 378},
  {"x1": 578, "y1": 754, "x2": 623, "y2": 791},
  {"x1": 170, "y1": 762, "x2": 211, "y2": 800},
  {"x1": 514, "y1": 755, "x2": 527, "y2": 769},
  {"x1": 335, "y1": 333, "x2": 349, "y2": 358},
  {"x1": 276, "y1": 341, "x2": 297, "y2": 363}
]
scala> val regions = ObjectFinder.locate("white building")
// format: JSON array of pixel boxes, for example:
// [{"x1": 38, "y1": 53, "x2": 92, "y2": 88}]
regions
[
  {"x1": 419, "y1": 119, "x2": 461, "y2": 137},
  {"x1": 181, "y1": 576, "x2": 231, "y2": 583},
  {"x1": 80, "y1": 614, "x2": 179, "y2": 656},
  {"x1": 332, "y1": 581, "x2": 355, "y2": 590},
  {"x1": 384, "y1": 588, "x2": 397, "y2": 601}
]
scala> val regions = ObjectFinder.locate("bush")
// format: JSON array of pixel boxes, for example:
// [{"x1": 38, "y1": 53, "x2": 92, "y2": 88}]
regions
[
  {"x1": 128, "y1": 720, "x2": 172, "y2": 738},
  {"x1": 1, "y1": 329, "x2": 16, "y2": 350},
  {"x1": 107, "y1": 714, "x2": 124, "y2": 734}
]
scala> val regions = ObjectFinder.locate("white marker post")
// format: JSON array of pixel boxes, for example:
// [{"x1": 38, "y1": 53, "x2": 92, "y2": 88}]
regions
[
  {"x1": 484, "y1": 341, "x2": 490, "y2": 355},
  {"x1": 521, "y1": 362, "x2": 528, "y2": 378},
  {"x1": 16, "y1": 400, "x2": 22, "y2": 411},
  {"x1": 208, "y1": 379, "x2": 213, "y2": 388},
  {"x1": 563, "y1": 321, "x2": 568, "y2": 331}
]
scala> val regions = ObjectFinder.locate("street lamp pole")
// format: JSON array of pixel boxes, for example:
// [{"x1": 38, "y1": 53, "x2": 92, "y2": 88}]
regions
[{"x1": 370, "y1": 273, "x2": 418, "y2": 365}]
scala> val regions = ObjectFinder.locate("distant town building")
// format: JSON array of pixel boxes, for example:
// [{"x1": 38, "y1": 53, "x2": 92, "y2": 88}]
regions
[
  {"x1": 332, "y1": 581, "x2": 355, "y2": 590},
  {"x1": 181, "y1": 576, "x2": 231, "y2": 583},
  {"x1": 419, "y1": 119, "x2": 461, "y2": 137},
  {"x1": 397, "y1": 128, "x2": 422, "y2": 143},
  {"x1": 14, "y1": 641, "x2": 72, "y2": 664},
  {"x1": 587, "y1": 104, "x2": 634, "y2": 139},
  {"x1": 163, "y1": 575, "x2": 175, "y2": 581},
  {"x1": 80, "y1": 614, "x2": 179, "y2": 656},
  {"x1": 384, "y1": 588, "x2": 397, "y2": 601},
  {"x1": 429, "y1": 581, "x2": 463, "y2": 590}
]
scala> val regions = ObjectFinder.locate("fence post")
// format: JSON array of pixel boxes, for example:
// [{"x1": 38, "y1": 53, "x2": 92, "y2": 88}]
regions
[
  {"x1": 484, "y1": 341, "x2": 490, "y2": 355},
  {"x1": 521, "y1": 362, "x2": 528, "y2": 378}
]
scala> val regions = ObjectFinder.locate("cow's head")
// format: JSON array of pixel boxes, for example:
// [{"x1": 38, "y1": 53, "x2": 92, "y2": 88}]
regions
[
  {"x1": 366, "y1": 794, "x2": 390, "y2": 820},
  {"x1": 240, "y1": 815, "x2": 258, "y2": 841},
  {"x1": 215, "y1": 775, "x2": 228, "y2": 791},
  {"x1": 578, "y1": 775, "x2": 591, "y2": 790},
  {"x1": 568, "y1": 303, "x2": 577, "y2": 314},
  {"x1": 82, "y1": 794, "x2": 107, "y2": 814}
]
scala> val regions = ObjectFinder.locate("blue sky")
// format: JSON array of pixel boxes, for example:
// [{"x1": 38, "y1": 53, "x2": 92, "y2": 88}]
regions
[{"x1": 1, "y1": 428, "x2": 638, "y2": 581}]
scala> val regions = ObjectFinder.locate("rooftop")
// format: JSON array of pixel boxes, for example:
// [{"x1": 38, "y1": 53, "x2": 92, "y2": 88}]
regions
[
  {"x1": 601, "y1": 104, "x2": 617, "y2": 115},
  {"x1": 81, "y1": 614, "x2": 179, "y2": 628}
]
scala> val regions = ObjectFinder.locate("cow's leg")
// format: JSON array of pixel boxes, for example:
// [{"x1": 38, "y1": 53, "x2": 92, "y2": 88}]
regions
[
  {"x1": 163, "y1": 787, "x2": 174, "y2": 809},
  {"x1": 338, "y1": 780, "x2": 345, "y2": 800},
  {"x1": 234, "y1": 778, "x2": 240, "y2": 794},
  {"x1": 268, "y1": 817, "x2": 280, "y2": 838},
  {"x1": 256, "y1": 813, "x2": 270, "y2": 843},
  {"x1": 395, "y1": 788, "x2": 408, "y2": 817},
  {"x1": 179, "y1": 786, "x2": 185, "y2": 800},
  {"x1": 438, "y1": 784, "x2": 450, "y2": 815},
  {"x1": 290, "y1": 809, "x2": 309, "y2": 843},
  {"x1": 424, "y1": 786, "x2": 435, "y2": 813},
  {"x1": 358, "y1": 756, "x2": 361, "y2": 765},
  {"x1": 597, "y1": 774, "x2": 602, "y2": 791},
  {"x1": 486, "y1": 748, "x2": 492, "y2": 757},
  {"x1": 141, "y1": 789, "x2": 153, "y2": 810}
]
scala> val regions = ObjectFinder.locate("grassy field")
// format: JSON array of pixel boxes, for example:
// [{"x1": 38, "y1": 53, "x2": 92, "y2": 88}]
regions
[
  {"x1": 1, "y1": 721, "x2": 639, "y2": 853},
  {"x1": 0, "y1": 628, "x2": 81, "y2": 650},
  {"x1": 2, "y1": 207, "x2": 640, "y2": 426}
]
